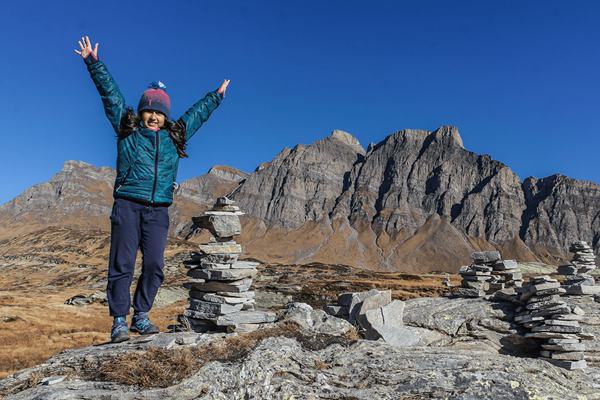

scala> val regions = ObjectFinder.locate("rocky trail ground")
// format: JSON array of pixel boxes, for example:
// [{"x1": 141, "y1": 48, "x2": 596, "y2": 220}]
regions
[{"x1": 2, "y1": 227, "x2": 600, "y2": 399}]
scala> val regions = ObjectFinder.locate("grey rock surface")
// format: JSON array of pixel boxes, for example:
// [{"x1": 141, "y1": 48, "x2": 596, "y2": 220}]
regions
[
  {"x1": 4, "y1": 296, "x2": 600, "y2": 399},
  {"x1": 5, "y1": 335, "x2": 600, "y2": 400},
  {"x1": 283, "y1": 302, "x2": 354, "y2": 335}
]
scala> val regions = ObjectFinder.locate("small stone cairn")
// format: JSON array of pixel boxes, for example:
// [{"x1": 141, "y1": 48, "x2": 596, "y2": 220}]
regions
[
  {"x1": 558, "y1": 241, "x2": 600, "y2": 296},
  {"x1": 458, "y1": 251, "x2": 523, "y2": 298},
  {"x1": 514, "y1": 275, "x2": 593, "y2": 370},
  {"x1": 172, "y1": 197, "x2": 276, "y2": 333}
]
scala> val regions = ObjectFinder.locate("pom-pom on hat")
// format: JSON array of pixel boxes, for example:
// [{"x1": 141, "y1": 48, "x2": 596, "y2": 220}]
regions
[{"x1": 138, "y1": 81, "x2": 171, "y2": 119}]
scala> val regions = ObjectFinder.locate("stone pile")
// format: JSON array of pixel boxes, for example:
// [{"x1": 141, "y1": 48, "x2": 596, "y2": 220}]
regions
[
  {"x1": 458, "y1": 251, "x2": 523, "y2": 298},
  {"x1": 322, "y1": 289, "x2": 437, "y2": 347},
  {"x1": 558, "y1": 241, "x2": 600, "y2": 295},
  {"x1": 514, "y1": 275, "x2": 593, "y2": 370},
  {"x1": 172, "y1": 197, "x2": 276, "y2": 333}
]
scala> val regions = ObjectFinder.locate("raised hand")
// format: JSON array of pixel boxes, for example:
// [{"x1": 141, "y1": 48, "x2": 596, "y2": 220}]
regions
[
  {"x1": 218, "y1": 79, "x2": 230, "y2": 96},
  {"x1": 74, "y1": 36, "x2": 98, "y2": 59}
]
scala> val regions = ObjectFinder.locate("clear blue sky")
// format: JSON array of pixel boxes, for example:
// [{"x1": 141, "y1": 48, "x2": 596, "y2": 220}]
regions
[{"x1": 1, "y1": 0, "x2": 599, "y2": 205}]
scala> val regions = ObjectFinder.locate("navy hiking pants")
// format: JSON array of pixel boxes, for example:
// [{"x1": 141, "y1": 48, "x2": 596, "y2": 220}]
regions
[{"x1": 107, "y1": 198, "x2": 169, "y2": 317}]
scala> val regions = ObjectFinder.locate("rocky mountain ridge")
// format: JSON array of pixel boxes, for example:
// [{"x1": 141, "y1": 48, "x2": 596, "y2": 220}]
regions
[{"x1": 1, "y1": 126, "x2": 599, "y2": 272}]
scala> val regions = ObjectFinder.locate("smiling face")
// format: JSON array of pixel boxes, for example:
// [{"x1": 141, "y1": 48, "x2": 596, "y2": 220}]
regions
[{"x1": 140, "y1": 110, "x2": 166, "y2": 130}]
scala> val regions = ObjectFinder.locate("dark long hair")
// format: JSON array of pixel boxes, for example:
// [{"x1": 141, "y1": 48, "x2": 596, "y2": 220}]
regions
[{"x1": 119, "y1": 107, "x2": 189, "y2": 158}]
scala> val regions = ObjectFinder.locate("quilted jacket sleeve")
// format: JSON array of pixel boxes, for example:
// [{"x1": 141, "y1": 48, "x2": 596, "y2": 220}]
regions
[
  {"x1": 180, "y1": 90, "x2": 223, "y2": 141},
  {"x1": 86, "y1": 61, "x2": 127, "y2": 134}
]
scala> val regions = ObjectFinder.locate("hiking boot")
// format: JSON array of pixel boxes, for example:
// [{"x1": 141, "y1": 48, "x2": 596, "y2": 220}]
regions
[
  {"x1": 130, "y1": 312, "x2": 159, "y2": 335},
  {"x1": 111, "y1": 317, "x2": 130, "y2": 343}
]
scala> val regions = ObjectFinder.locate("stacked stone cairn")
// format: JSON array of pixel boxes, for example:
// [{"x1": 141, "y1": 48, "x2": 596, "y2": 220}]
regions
[
  {"x1": 458, "y1": 251, "x2": 523, "y2": 298},
  {"x1": 172, "y1": 197, "x2": 276, "y2": 333},
  {"x1": 514, "y1": 275, "x2": 594, "y2": 370},
  {"x1": 558, "y1": 241, "x2": 600, "y2": 296}
]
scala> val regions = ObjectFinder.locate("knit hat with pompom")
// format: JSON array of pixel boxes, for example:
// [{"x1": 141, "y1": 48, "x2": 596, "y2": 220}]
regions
[{"x1": 138, "y1": 81, "x2": 171, "y2": 119}]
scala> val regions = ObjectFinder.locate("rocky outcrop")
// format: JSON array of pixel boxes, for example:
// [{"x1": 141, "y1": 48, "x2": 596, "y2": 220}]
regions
[
  {"x1": 522, "y1": 174, "x2": 600, "y2": 258},
  {"x1": 0, "y1": 161, "x2": 116, "y2": 240},
  {"x1": 3, "y1": 296, "x2": 600, "y2": 399},
  {"x1": 230, "y1": 130, "x2": 365, "y2": 229}
]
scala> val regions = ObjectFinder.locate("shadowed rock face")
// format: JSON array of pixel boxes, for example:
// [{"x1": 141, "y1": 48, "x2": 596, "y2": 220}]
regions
[
  {"x1": 522, "y1": 174, "x2": 600, "y2": 253},
  {"x1": 230, "y1": 130, "x2": 365, "y2": 229},
  {"x1": 337, "y1": 126, "x2": 525, "y2": 243}
]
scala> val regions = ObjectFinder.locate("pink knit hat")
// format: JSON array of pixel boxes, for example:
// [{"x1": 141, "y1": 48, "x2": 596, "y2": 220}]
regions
[{"x1": 138, "y1": 81, "x2": 171, "y2": 119}]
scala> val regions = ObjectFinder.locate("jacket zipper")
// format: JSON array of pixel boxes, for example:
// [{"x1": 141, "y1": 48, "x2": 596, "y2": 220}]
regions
[
  {"x1": 115, "y1": 167, "x2": 133, "y2": 192},
  {"x1": 151, "y1": 130, "x2": 160, "y2": 203}
]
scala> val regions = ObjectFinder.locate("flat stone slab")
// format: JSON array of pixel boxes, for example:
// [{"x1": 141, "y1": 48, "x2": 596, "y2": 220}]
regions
[
  {"x1": 461, "y1": 281, "x2": 489, "y2": 290},
  {"x1": 198, "y1": 243, "x2": 242, "y2": 254},
  {"x1": 539, "y1": 358, "x2": 588, "y2": 370},
  {"x1": 552, "y1": 313, "x2": 583, "y2": 321},
  {"x1": 471, "y1": 265, "x2": 493, "y2": 272},
  {"x1": 492, "y1": 259, "x2": 518, "y2": 271},
  {"x1": 558, "y1": 265, "x2": 579, "y2": 275},
  {"x1": 564, "y1": 285, "x2": 600, "y2": 295},
  {"x1": 543, "y1": 319, "x2": 580, "y2": 327},
  {"x1": 547, "y1": 338, "x2": 580, "y2": 344},
  {"x1": 231, "y1": 261, "x2": 260, "y2": 269},
  {"x1": 462, "y1": 275, "x2": 492, "y2": 282},
  {"x1": 542, "y1": 343, "x2": 586, "y2": 352},
  {"x1": 195, "y1": 262, "x2": 232, "y2": 270},
  {"x1": 498, "y1": 272, "x2": 522, "y2": 280},
  {"x1": 215, "y1": 311, "x2": 278, "y2": 325},
  {"x1": 535, "y1": 287, "x2": 566, "y2": 297},
  {"x1": 190, "y1": 253, "x2": 239, "y2": 264},
  {"x1": 187, "y1": 268, "x2": 257, "y2": 281},
  {"x1": 186, "y1": 278, "x2": 253, "y2": 293},
  {"x1": 217, "y1": 291, "x2": 255, "y2": 298},
  {"x1": 527, "y1": 294, "x2": 560, "y2": 304},
  {"x1": 188, "y1": 299, "x2": 244, "y2": 315},
  {"x1": 520, "y1": 282, "x2": 562, "y2": 302},
  {"x1": 525, "y1": 299, "x2": 566, "y2": 310},
  {"x1": 189, "y1": 291, "x2": 253, "y2": 304},
  {"x1": 472, "y1": 251, "x2": 501, "y2": 264},
  {"x1": 525, "y1": 332, "x2": 582, "y2": 340},
  {"x1": 531, "y1": 325, "x2": 582, "y2": 333},
  {"x1": 540, "y1": 351, "x2": 585, "y2": 361},
  {"x1": 322, "y1": 304, "x2": 350, "y2": 317},
  {"x1": 514, "y1": 315, "x2": 545, "y2": 324},
  {"x1": 371, "y1": 324, "x2": 422, "y2": 347},
  {"x1": 458, "y1": 288, "x2": 485, "y2": 297}
]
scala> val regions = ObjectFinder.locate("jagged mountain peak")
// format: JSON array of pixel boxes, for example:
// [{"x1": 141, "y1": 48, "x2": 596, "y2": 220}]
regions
[
  {"x1": 330, "y1": 130, "x2": 366, "y2": 155},
  {"x1": 2, "y1": 127, "x2": 599, "y2": 272},
  {"x1": 206, "y1": 165, "x2": 250, "y2": 182},
  {"x1": 56, "y1": 160, "x2": 115, "y2": 182}
]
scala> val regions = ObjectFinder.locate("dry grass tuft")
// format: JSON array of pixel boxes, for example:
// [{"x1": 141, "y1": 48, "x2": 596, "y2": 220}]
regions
[
  {"x1": 193, "y1": 320, "x2": 301, "y2": 365},
  {"x1": 79, "y1": 321, "x2": 303, "y2": 389},
  {"x1": 343, "y1": 326, "x2": 362, "y2": 340},
  {"x1": 81, "y1": 347, "x2": 199, "y2": 389}
]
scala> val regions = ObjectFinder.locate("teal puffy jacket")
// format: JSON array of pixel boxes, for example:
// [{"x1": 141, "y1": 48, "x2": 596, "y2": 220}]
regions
[{"x1": 86, "y1": 60, "x2": 222, "y2": 205}]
